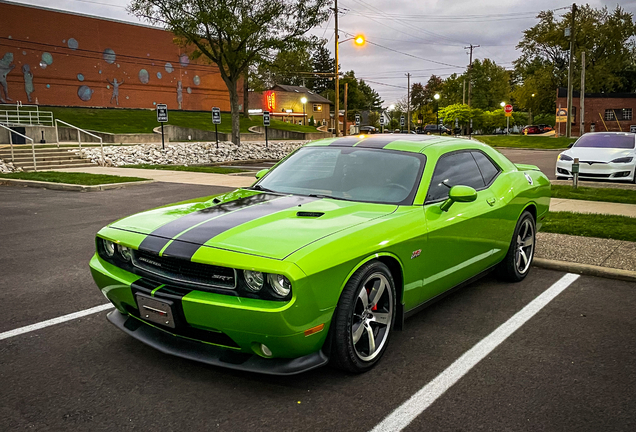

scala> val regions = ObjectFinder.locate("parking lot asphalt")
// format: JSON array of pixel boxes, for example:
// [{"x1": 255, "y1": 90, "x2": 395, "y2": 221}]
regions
[
  {"x1": 497, "y1": 148, "x2": 559, "y2": 180},
  {"x1": 1, "y1": 185, "x2": 635, "y2": 431}
]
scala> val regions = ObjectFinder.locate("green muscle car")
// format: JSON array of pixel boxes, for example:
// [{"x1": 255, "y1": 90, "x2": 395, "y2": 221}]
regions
[{"x1": 90, "y1": 135, "x2": 550, "y2": 374}]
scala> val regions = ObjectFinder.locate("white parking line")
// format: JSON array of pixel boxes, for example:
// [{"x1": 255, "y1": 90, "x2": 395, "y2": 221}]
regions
[
  {"x1": 0, "y1": 303, "x2": 114, "y2": 341},
  {"x1": 370, "y1": 272, "x2": 580, "y2": 432}
]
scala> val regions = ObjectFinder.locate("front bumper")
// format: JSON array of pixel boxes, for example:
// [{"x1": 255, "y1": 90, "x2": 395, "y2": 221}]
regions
[
  {"x1": 555, "y1": 160, "x2": 635, "y2": 181},
  {"x1": 90, "y1": 253, "x2": 334, "y2": 373},
  {"x1": 108, "y1": 310, "x2": 328, "y2": 375}
]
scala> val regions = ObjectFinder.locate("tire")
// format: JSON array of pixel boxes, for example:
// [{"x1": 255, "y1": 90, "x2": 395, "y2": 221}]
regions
[
  {"x1": 497, "y1": 210, "x2": 536, "y2": 282},
  {"x1": 330, "y1": 261, "x2": 396, "y2": 373}
]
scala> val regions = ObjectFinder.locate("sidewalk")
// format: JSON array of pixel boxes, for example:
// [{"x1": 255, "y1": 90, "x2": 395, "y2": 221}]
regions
[
  {"x1": 536, "y1": 232, "x2": 636, "y2": 273},
  {"x1": 550, "y1": 198, "x2": 636, "y2": 218},
  {"x1": 54, "y1": 166, "x2": 255, "y2": 188}
]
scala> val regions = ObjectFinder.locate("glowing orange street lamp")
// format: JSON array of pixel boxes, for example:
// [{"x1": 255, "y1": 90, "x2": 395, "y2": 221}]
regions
[{"x1": 354, "y1": 35, "x2": 365, "y2": 45}]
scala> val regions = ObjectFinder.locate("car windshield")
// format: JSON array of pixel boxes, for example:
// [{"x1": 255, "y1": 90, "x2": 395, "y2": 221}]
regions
[
  {"x1": 574, "y1": 134, "x2": 635, "y2": 149},
  {"x1": 255, "y1": 146, "x2": 426, "y2": 205}
]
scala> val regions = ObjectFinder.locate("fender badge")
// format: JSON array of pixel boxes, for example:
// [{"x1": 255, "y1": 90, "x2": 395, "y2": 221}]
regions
[
  {"x1": 411, "y1": 249, "x2": 421, "y2": 259},
  {"x1": 524, "y1": 173, "x2": 534, "y2": 185}
]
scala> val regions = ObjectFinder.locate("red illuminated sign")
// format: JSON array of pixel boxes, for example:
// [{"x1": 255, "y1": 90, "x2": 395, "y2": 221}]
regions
[{"x1": 266, "y1": 91, "x2": 276, "y2": 111}]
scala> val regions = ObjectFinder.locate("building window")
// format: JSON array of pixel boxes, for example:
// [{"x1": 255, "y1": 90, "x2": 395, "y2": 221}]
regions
[
  {"x1": 623, "y1": 108, "x2": 632, "y2": 120},
  {"x1": 313, "y1": 104, "x2": 322, "y2": 112},
  {"x1": 605, "y1": 109, "x2": 615, "y2": 121}
]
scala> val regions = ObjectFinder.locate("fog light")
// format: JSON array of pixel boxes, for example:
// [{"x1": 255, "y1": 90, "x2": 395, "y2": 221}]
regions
[
  {"x1": 557, "y1": 168, "x2": 570, "y2": 175},
  {"x1": 614, "y1": 171, "x2": 631, "y2": 178},
  {"x1": 119, "y1": 245, "x2": 133, "y2": 261},
  {"x1": 260, "y1": 344, "x2": 272, "y2": 357}
]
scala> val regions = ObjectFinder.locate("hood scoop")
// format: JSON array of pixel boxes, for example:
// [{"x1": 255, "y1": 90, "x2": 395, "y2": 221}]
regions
[{"x1": 296, "y1": 211, "x2": 325, "y2": 218}]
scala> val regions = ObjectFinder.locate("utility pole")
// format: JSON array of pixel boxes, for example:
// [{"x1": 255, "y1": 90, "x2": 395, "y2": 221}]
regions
[
  {"x1": 566, "y1": 3, "x2": 577, "y2": 138},
  {"x1": 462, "y1": 79, "x2": 466, "y2": 105},
  {"x1": 464, "y1": 44, "x2": 479, "y2": 108},
  {"x1": 343, "y1": 82, "x2": 348, "y2": 136},
  {"x1": 334, "y1": 0, "x2": 340, "y2": 136},
  {"x1": 406, "y1": 73, "x2": 411, "y2": 133},
  {"x1": 580, "y1": 51, "x2": 586, "y2": 136}
]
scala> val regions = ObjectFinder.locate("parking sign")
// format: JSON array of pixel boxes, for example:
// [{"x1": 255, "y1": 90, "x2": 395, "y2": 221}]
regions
[
  {"x1": 263, "y1": 111, "x2": 270, "y2": 127},
  {"x1": 379, "y1": 116, "x2": 384, "y2": 126},
  {"x1": 212, "y1": 107, "x2": 221, "y2": 124},
  {"x1": 400, "y1": 115, "x2": 405, "y2": 126},
  {"x1": 355, "y1": 114, "x2": 360, "y2": 126},
  {"x1": 156, "y1": 104, "x2": 168, "y2": 122}
]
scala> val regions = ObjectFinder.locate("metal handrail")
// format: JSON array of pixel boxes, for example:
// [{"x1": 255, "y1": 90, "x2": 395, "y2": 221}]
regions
[
  {"x1": 0, "y1": 103, "x2": 53, "y2": 126},
  {"x1": 0, "y1": 123, "x2": 37, "y2": 172},
  {"x1": 54, "y1": 119, "x2": 104, "y2": 166}
]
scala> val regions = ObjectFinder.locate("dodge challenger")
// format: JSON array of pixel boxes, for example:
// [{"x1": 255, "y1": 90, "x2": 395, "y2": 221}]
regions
[{"x1": 90, "y1": 135, "x2": 550, "y2": 374}]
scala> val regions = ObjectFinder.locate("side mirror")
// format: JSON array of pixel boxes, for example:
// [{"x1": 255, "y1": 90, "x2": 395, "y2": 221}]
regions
[
  {"x1": 567, "y1": 143, "x2": 574, "y2": 148},
  {"x1": 255, "y1": 168, "x2": 269, "y2": 180},
  {"x1": 440, "y1": 185, "x2": 477, "y2": 212}
]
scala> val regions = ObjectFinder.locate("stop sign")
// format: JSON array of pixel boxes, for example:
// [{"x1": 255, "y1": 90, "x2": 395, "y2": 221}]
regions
[{"x1": 504, "y1": 104, "x2": 513, "y2": 114}]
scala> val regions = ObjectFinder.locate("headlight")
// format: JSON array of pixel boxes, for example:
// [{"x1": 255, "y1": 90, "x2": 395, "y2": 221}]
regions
[
  {"x1": 610, "y1": 157, "x2": 633, "y2": 163},
  {"x1": 268, "y1": 274, "x2": 292, "y2": 297},
  {"x1": 558, "y1": 154, "x2": 573, "y2": 161},
  {"x1": 119, "y1": 245, "x2": 133, "y2": 261},
  {"x1": 103, "y1": 239, "x2": 115, "y2": 257},
  {"x1": 244, "y1": 270, "x2": 264, "y2": 292}
]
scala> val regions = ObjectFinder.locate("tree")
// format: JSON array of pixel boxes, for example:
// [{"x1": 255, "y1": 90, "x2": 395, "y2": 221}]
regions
[
  {"x1": 252, "y1": 43, "x2": 314, "y2": 89},
  {"x1": 468, "y1": 59, "x2": 511, "y2": 111},
  {"x1": 323, "y1": 71, "x2": 383, "y2": 111},
  {"x1": 130, "y1": 0, "x2": 330, "y2": 145},
  {"x1": 513, "y1": 5, "x2": 636, "y2": 114},
  {"x1": 311, "y1": 40, "x2": 335, "y2": 94}
]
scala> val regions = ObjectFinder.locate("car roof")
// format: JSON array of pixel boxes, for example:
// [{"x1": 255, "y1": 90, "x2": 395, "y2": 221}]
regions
[{"x1": 305, "y1": 134, "x2": 492, "y2": 154}]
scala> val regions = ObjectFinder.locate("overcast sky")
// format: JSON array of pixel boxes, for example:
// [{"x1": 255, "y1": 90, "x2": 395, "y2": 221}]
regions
[{"x1": 11, "y1": 0, "x2": 636, "y2": 105}]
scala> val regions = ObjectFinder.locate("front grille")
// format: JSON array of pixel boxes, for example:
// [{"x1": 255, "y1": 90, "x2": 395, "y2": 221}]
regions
[
  {"x1": 579, "y1": 172, "x2": 611, "y2": 178},
  {"x1": 132, "y1": 250, "x2": 236, "y2": 289}
]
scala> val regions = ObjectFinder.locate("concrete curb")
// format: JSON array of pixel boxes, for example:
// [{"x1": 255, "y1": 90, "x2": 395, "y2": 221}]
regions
[
  {"x1": 0, "y1": 178, "x2": 154, "y2": 192},
  {"x1": 492, "y1": 146, "x2": 567, "y2": 151},
  {"x1": 533, "y1": 257, "x2": 636, "y2": 282}
]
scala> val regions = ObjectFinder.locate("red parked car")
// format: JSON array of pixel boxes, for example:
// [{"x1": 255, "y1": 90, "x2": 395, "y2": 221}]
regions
[{"x1": 522, "y1": 125, "x2": 541, "y2": 134}]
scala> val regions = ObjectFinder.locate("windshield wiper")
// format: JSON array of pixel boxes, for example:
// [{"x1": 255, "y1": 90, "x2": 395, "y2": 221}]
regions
[
  {"x1": 308, "y1": 193, "x2": 348, "y2": 201},
  {"x1": 248, "y1": 185, "x2": 277, "y2": 193}
]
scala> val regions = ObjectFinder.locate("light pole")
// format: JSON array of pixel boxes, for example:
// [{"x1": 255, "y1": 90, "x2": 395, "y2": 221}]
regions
[
  {"x1": 388, "y1": 104, "x2": 395, "y2": 132},
  {"x1": 333, "y1": 20, "x2": 365, "y2": 136},
  {"x1": 434, "y1": 93, "x2": 441, "y2": 135},
  {"x1": 301, "y1": 96, "x2": 307, "y2": 126},
  {"x1": 500, "y1": 101, "x2": 508, "y2": 135}
]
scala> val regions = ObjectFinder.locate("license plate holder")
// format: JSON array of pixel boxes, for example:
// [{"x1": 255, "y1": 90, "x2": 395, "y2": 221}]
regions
[{"x1": 135, "y1": 293, "x2": 176, "y2": 329}]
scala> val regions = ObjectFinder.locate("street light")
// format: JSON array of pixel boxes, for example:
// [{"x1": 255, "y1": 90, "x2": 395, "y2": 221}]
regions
[
  {"x1": 388, "y1": 104, "x2": 396, "y2": 132},
  {"x1": 500, "y1": 101, "x2": 506, "y2": 107},
  {"x1": 335, "y1": 33, "x2": 366, "y2": 137},
  {"x1": 301, "y1": 96, "x2": 307, "y2": 126},
  {"x1": 434, "y1": 93, "x2": 441, "y2": 135},
  {"x1": 500, "y1": 102, "x2": 508, "y2": 135}
]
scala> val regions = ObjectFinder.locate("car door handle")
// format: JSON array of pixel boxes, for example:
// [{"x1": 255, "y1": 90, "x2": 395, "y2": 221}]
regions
[{"x1": 486, "y1": 197, "x2": 496, "y2": 206}]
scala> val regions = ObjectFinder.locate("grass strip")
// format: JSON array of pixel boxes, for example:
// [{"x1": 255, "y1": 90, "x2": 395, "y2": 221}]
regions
[
  {"x1": 542, "y1": 211, "x2": 636, "y2": 242},
  {"x1": 0, "y1": 171, "x2": 148, "y2": 185},
  {"x1": 121, "y1": 164, "x2": 246, "y2": 174},
  {"x1": 475, "y1": 135, "x2": 576, "y2": 149},
  {"x1": 41, "y1": 106, "x2": 319, "y2": 135},
  {"x1": 552, "y1": 185, "x2": 636, "y2": 205}
]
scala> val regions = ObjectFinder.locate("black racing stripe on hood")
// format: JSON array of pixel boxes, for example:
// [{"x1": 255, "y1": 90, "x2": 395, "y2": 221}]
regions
[
  {"x1": 329, "y1": 137, "x2": 364, "y2": 147},
  {"x1": 161, "y1": 195, "x2": 319, "y2": 260},
  {"x1": 138, "y1": 193, "x2": 281, "y2": 254}
]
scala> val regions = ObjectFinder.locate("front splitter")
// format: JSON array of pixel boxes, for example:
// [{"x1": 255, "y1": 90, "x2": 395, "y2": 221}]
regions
[{"x1": 107, "y1": 310, "x2": 329, "y2": 375}]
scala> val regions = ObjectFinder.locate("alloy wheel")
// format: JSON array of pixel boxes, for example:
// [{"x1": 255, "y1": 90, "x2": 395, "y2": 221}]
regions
[
  {"x1": 351, "y1": 272, "x2": 393, "y2": 362},
  {"x1": 515, "y1": 218, "x2": 535, "y2": 274}
]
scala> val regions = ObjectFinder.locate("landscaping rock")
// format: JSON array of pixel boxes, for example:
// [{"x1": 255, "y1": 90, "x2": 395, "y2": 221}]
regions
[
  {"x1": 0, "y1": 158, "x2": 18, "y2": 173},
  {"x1": 69, "y1": 141, "x2": 308, "y2": 167}
]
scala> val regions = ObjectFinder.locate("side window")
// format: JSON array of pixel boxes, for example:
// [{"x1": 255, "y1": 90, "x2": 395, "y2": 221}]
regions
[
  {"x1": 426, "y1": 152, "x2": 485, "y2": 202},
  {"x1": 471, "y1": 151, "x2": 500, "y2": 186}
]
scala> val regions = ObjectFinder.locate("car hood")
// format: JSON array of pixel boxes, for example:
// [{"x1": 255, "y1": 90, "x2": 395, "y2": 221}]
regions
[
  {"x1": 564, "y1": 147, "x2": 634, "y2": 162},
  {"x1": 111, "y1": 189, "x2": 397, "y2": 260}
]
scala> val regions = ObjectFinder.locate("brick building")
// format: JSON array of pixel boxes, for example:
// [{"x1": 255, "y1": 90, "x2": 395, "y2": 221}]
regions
[
  {"x1": 556, "y1": 87, "x2": 636, "y2": 136},
  {"x1": 249, "y1": 84, "x2": 332, "y2": 126},
  {"x1": 0, "y1": 0, "x2": 237, "y2": 111}
]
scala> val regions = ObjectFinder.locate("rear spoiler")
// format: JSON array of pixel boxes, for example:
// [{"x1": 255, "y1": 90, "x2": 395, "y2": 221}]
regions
[{"x1": 515, "y1": 163, "x2": 540, "y2": 171}]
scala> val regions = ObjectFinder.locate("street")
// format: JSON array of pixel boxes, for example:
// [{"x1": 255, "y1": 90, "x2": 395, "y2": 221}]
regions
[
  {"x1": 1, "y1": 184, "x2": 635, "y2": 431},
  {"x1": 498, "y1": 148, "x2": 559, "y2": 180}
]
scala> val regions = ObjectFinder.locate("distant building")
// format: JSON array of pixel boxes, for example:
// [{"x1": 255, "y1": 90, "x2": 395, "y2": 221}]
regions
[
  {"x1": 556, "y1": 87, "x2": 636, "y2": 135},
  {"x1": 249, "y1": 85, "x2": 332, "y2": 126},
  {"x1": 0, "y1": 0, "x2": 237, "y2": 111}
]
